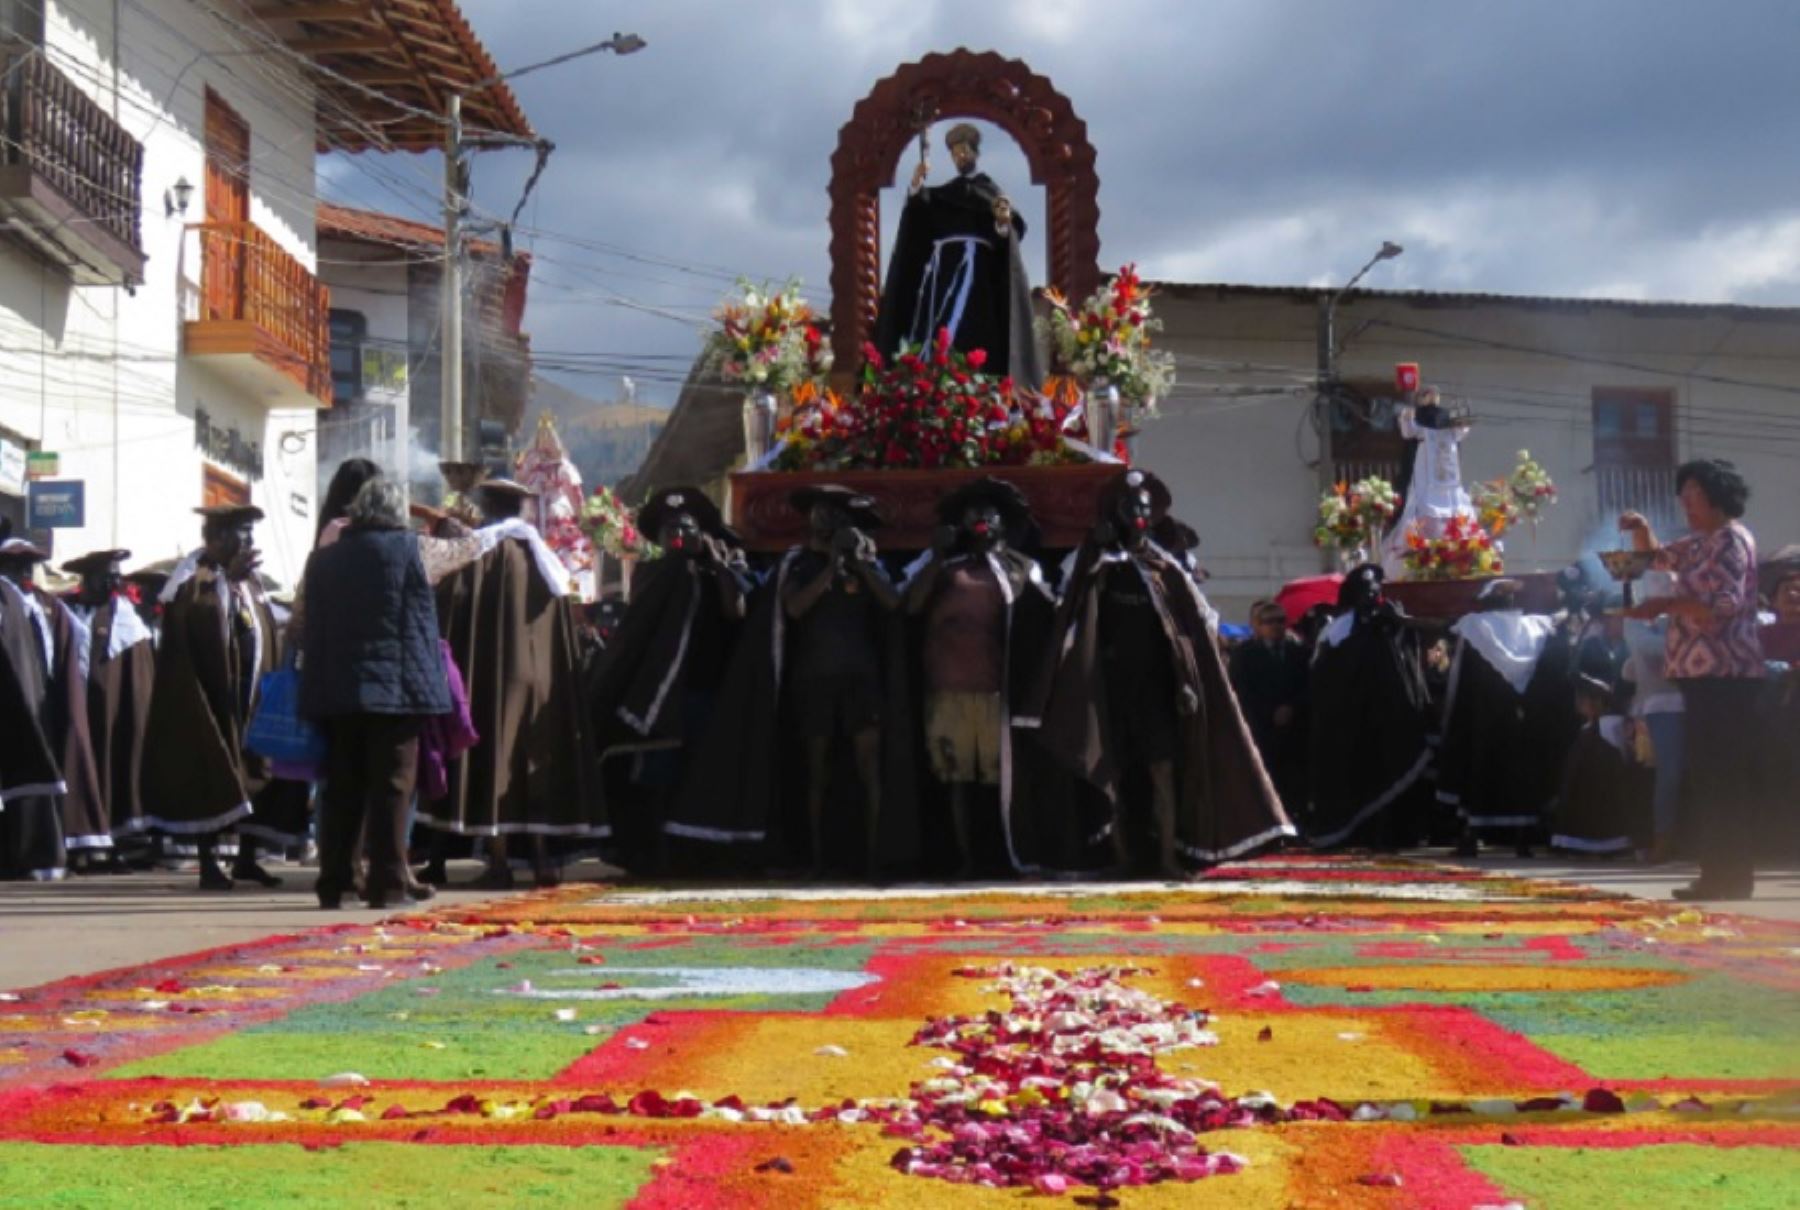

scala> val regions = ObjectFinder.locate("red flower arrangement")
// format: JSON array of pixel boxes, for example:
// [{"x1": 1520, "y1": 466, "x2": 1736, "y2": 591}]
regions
[
  {"x1": 774, "y1": 328, "x2": 1075, "y2": 471},
  {"x1": 1401, "y1": 513, "x2": 1504, "y2": 581}
]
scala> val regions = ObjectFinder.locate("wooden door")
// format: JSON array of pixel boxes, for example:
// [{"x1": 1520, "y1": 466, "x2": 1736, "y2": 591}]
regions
[
  {"x1": 202, "y1": 464, "x2": 250, "y2": 509},
  {"x1": 203, "y1": 89, "x2": 250, "y2": 321}
]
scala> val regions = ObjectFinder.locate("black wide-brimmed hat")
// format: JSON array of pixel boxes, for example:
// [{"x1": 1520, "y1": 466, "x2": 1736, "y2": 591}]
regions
[
  {"x1": 194, "y1": 504, "x2": 265, "y2": 525},
  {"x1": 1096, "y1": 468, "x2": 1172, "y2": 524},
  {"x1": 477, "y1": 478, "x2": 538, "y2": 502},
  {"x1": 790, "y1": 483, "x2": 884, "y2": 529},
  {"x1": 0, "y1": 536, "x2": 49, "y2": 562},
  {"x1": 935, "y1": 476, "x2": 1033, "y2": 529},
  {"x1": 61, "y1": 549, "x2": 131, "y2": 576},
  {"x1": 638, "y1": 485, "x2": 736, "y2": 544}
]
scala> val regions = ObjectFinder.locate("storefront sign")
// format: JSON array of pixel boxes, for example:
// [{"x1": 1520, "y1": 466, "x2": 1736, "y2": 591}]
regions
[
  {"x1": 0, "y1": 439, "x2": 24, "y2": 495},
  {"x1": 25, "y1": 450, "x2": 58, "y2": 480},
  {"x1": 194, "y1": 408, "x2": 264, "y2": 481},
  {"x1": 26, "y1": 480, "x2": 84, "y2": 528}
]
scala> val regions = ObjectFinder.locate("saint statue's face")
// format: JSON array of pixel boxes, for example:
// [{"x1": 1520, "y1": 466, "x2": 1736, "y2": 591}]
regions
[
  {"x1": 660, "y1": 513, "x2": 703, "y2": 555},
  {"x1": 1346, "y1": 566, "x2": 1385, "y2": 614},
  {"x1": 1114, "y1": 488, "x2": 1154, "y2": 546},
  {"x1": 961, "y1": 503, "x2": 1004, "y2": 551},
  {"x1": 949, "y1": 139, "x2": 979, "y2": 176}
]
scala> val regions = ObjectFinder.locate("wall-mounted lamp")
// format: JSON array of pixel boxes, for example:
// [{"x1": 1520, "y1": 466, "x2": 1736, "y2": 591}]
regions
[{"x1": 164, "y1": 176, "x2": 194, "y2": 218}]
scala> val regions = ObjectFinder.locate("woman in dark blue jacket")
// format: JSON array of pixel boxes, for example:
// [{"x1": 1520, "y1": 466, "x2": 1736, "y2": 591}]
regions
[{"x1": 300, "y1": 477, "x2": 450, "y2": 908}]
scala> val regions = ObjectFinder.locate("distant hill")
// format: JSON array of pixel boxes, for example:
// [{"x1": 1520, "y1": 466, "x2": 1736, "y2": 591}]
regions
[{"x1": 532, "y1": 376, "x2": 667, "y2": 488}]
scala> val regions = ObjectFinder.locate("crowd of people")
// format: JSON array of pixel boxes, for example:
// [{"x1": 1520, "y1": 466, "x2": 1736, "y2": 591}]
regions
[
  {"x1": 1227, "y1": 458, "x2": 1797, "y2": 901},
  {"x1": 1, "y1": 456, "x2": 1791, "y2": 904}
]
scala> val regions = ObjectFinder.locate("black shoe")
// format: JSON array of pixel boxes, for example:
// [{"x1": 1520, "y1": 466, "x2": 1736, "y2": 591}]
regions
[
  {"x1": 1672, "y1": 880, "x2": 1753, "y2": 902},
  {"x1": 467, "y1": 865, "x2": 516, "y2": 891},
  {"x1": 1453, "y1": 837, "x2": 1479, "y2": 859},
  {"x1": 198, "y1": 866, "x2": 235, "y2": 892},
  {"x1": 232, "y1": 862, "x2": 284, "y2": 889},
  {"x1": 419, "y1": 862, "x2": 450, "y2": 888},
  {"x1": 317, "y1": 887, "x2": 344, "y2": 910}
]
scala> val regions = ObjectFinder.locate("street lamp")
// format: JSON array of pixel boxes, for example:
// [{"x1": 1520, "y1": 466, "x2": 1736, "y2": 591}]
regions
[
  {"x1": 1315, "y1": 241, "x2": 1405, "y2": 530},
  {"x1": 440, "y1": 33, "x2": 646, "y2": 463}
]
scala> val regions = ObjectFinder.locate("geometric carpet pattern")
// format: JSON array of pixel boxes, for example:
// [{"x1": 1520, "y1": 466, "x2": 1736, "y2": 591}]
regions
[{"x1": 2, "y1": 856, "x2": 1796, "y2": 1207}]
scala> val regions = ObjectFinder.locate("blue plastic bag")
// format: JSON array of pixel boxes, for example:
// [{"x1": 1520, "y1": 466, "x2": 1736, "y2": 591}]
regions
[{"x1": 244, "y1": 663, "x2": 326, "y2": 766}]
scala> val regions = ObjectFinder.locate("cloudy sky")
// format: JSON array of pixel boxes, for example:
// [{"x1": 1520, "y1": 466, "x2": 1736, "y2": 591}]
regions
[{"x1": 322, "y1": 0, "x2": 1800, "y2": 405}]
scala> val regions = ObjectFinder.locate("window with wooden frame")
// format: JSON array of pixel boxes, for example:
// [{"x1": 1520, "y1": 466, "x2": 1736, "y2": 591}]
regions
[
  {"x1": 1328, "y1": 378, "x2": 1410, "y2": 481},
  {"x1": 1591, "y1": 388, "x2": 1675, "y2": 469}
]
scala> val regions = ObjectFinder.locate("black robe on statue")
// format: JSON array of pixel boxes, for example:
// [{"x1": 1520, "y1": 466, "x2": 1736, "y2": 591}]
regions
[
  {"x1": 875, "y1": 171, "x2": 1044, "y2": 389},
  {"x1": 1306, "y1": 607, "x2": 1434, "y2": 849},
  {"x1": 662, "y1": 549, "x2": 920, "y2": 873}
]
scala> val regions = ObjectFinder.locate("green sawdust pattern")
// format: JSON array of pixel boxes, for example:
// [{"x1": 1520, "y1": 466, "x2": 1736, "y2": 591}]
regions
[
  {"x1": 109, "y1": 940, "x2": 879, "y2": 1082},
  {"x1": 1462, "y1": 1143, "x2": 1799, "y2": 1210},
  {"x1": 0, "y1": 1142, "x2": 660, "y2": 1209}
]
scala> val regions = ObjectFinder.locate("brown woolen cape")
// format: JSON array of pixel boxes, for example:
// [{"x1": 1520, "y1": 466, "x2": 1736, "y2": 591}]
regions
[
  {"x1": 140, "y1": 566, "x2": 308, "y2": 841},
  {"x1": 83, "y1": 596, "x2": 156, "y2": 836},
  {"x1": 1021, "y1": 541, "x2": 1295, "y2": 863},
  {"x1": 423, "y1": 537, "x2": 603, "y2": 838}
]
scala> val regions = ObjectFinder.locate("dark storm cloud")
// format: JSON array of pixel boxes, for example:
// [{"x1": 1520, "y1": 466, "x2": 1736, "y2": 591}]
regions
[{"x1": 323, "y1": 0, "x2": 1800, "y2": 403}]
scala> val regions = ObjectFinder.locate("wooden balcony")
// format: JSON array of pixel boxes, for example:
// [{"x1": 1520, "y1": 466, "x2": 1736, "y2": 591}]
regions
[
  {"x1": 184, "y1": 221, "x2": 332, "y2": 408},
  {"x1": 0, "y1": 39, "x2": 146, "y2": 286}
]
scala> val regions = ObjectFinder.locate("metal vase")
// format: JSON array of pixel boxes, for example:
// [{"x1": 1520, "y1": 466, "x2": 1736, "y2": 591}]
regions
[
  {"x1": 742, "y1": 388, "x2": 778, "y2": 465},
  {"x1": 1083, "y1": 378, "x2": 1122, "y2": 455}
]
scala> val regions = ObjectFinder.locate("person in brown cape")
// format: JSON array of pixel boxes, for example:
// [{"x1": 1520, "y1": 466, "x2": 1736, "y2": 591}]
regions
[
  {"x1": 140, "y1": 506, "x2": 310, "y2": 890},
  {"x1": 63, "y1": 549, "x2": 156, "y2": 856},
  {"x1": 1018, "y1": 470, "x2": 1295, "y2": 877},
  {"x1": 420, "y1": 478, "x2": 602, "y2": 889},
  {"x1": 590, "y1": 486, "x2": 749, "y2": 874},
  {"x1": 0, "y1": 536, "x2": 109, "y2": 879},
  {"x1": 902, "y1": 476, "x2": 1054, "y2": 876}
]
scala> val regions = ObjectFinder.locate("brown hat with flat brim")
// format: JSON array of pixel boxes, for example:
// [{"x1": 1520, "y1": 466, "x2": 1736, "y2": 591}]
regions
[
  {"x1": 477, "y1": 478, "x2": 538, "y2": 501},
  {"x1": 638, "y1": 486, "x2": 737, "y2": 545},
  {"x1": 194, "y1": 504, "x2": 265, "y2": 525},
  {"x1": 61, "y1": 549, "x2": 131, "y2": 576}
]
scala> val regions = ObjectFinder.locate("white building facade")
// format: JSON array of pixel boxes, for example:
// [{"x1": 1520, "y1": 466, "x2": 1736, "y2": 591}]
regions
[
  {"x1": 0, "y1": 0, "x2": 531, "y2": 587},
  {"x1": 1138, "y1": 285, "x2": 1800, "y2": 619}
]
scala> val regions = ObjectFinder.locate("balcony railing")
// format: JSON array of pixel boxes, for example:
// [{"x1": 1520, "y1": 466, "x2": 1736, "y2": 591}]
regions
[
  {"x1": 0, "y1": 40, "x2": 145, "y2": 284},
  {"x1": 188, "y1": 220, "x2": 331, "y2": 405}
]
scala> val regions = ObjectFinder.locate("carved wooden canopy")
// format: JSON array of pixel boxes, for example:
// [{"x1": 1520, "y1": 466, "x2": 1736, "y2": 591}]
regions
[{"x1": 828, "y1": 49, "x2": 1101, "y2": 373}]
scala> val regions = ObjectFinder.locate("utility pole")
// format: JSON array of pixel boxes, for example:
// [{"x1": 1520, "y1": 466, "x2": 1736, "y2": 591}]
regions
[
  {"x1": 1315, "y1": 241, "x2": 1404, "y2": 498},
  {"x1": 438, "y1": 33, "x2": 644, "y2": 467},
  {"x1": 441, "y1": 92, "x2": 465, "y2": 463}
]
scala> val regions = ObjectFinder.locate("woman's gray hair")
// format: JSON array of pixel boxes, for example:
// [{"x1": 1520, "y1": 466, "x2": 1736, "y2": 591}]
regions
[{"x1": 346, "y1": 476, "x2": 407, "y2": 529}]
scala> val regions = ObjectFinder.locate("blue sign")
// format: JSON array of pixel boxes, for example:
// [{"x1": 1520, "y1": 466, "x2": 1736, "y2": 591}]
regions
[{"x1": 27, "y1": 480, "x2": 84, "y2": 528}]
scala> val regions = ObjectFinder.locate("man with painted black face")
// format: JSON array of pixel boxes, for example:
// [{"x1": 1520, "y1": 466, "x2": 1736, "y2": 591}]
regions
[
  {"x1": 664, "y1": 484, "x2": 920, "y2": 879},
  {"x1": 591, "y1": 486, "x2": 748, "y2": 872},
  {"x1": 875, "y1": 122, "x2": 1044, "y2": 388},
  {"x1": 141, "y1": 506, "x2": 309, "y2": 890},
  {"x1": 904, "y1": 477, "x2": 1053, "y2": 876},
  {"x1": 782, "y1": 486, "x2": 901, "y2": 876},
  {"x1": 63, "y1": 549, "x2": 156, "y2": 851},
  {"x1": 1021, "y1": 470, "x2": 1293, "y2": 878},
  {"x1": 0, "y1": 535, "x2": 108, "y2": 880}
]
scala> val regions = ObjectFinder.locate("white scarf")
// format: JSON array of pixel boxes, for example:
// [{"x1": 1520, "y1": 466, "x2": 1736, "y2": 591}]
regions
[
  {"x1": 478, "y1": 517, "x2": 572, "y2": 598},
  {"x1": 1451, "y1": 609, "x2": 1556, "y2": 695}
]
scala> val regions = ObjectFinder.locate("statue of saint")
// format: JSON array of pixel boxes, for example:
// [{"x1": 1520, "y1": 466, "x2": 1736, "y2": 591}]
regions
[{"x1": 875, "y1": 123, "x2": 1044, "y2": 389}]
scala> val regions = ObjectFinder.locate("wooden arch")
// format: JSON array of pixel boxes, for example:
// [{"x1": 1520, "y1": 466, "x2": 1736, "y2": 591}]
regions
[{"x1": 827, "y1": 49, "x2": 1101, "y2": 373}]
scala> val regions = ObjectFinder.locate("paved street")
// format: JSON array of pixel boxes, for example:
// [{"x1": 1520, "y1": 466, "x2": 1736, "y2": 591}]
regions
[{"x1": 6, "y1": 852, "x2": 1795, "y2": 992}]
